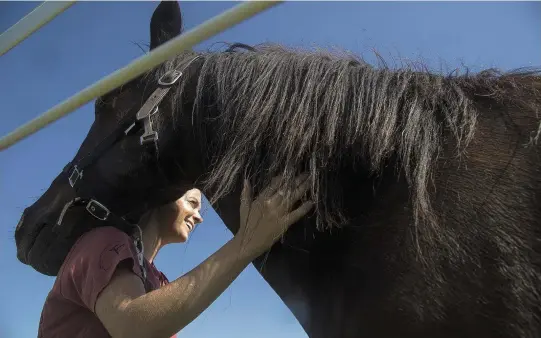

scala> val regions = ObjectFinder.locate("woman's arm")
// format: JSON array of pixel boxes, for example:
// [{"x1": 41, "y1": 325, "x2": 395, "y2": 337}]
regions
[
  {"x1": 95, "y1": 175, "x2": 313, "y2": 338},
  {"x1": 95, "y1": 235, "x2": 255, "y2": 338}
]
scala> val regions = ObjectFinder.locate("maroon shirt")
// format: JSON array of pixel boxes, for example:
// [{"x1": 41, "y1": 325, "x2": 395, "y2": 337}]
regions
[{"x1": 37, "y1": 226, "x2": 177, "y2": 338}]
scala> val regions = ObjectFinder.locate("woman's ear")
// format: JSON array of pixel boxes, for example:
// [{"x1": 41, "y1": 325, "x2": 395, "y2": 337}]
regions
[{"x1": 149, "y1": 1, "x2": 183, "y2": 50}]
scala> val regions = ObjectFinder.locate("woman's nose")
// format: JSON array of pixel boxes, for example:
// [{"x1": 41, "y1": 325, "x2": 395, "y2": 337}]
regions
[{"x1": 194, "y1": 212, "x2": 203, "y2": 224}]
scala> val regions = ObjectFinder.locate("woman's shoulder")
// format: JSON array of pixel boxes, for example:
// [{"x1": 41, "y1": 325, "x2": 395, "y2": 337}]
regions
[
  {"x1": 55, "y1": 226, "x2": 144, "y2": 313},
  {"x1": 82, "y1": 225, "x2": 133, "y2": 241},
  {"x1": 78, "y1": 226, "x2": 133, "y2": 248},
  {"x1": 62, "y1": 226, "x2": 138, "y2": 269}
]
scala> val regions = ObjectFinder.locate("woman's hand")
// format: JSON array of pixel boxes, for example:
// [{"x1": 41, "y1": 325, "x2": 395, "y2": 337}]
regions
[{"x1": 235, "y1": 173, "x2": 314, "y2": 258}]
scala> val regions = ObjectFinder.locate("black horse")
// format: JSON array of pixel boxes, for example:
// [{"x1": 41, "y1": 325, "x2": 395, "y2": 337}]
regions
[{"x1": 14, "y1": 1, "x2": 541, "y2": 337}]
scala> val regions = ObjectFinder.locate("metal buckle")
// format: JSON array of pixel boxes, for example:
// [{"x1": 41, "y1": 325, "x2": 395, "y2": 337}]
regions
[
  {"x1": 140, "y1": 106, "x2": 159, "y2": 145},
  {"x1": 86, "y1": 199, "x2": 110, "y2": 221},
  {"x1": 140, "y1": 131, "x2": 159, "y2": 145},
  {"x1": 68, "y1": 165, "x2": 83, "y2": 187},
  {"x1": 158, "y1": 69, "x2": 182, "y2": 86},
  {"x1": 148, "y1": 105, "x2": 159, "y2": 117}
]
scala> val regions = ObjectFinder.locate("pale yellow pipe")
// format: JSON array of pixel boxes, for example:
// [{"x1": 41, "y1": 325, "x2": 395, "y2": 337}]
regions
[
  {"x1": 0, "y1": 1, "x2": 283, "y2": 151},
  {"x1": 0, "y1": 1, "x2": 77, "y2": 57}
]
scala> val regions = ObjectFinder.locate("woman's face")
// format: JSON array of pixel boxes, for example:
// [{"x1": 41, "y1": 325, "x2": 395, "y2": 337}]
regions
[{"x1": 159, "y1": 188, "x2": 204, "y2": 243}]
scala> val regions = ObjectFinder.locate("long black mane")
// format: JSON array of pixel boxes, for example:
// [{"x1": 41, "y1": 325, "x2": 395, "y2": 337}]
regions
[
  {"x1": 149, "y1": 43, "x2": 541, "y2": 233},
  {"x1": 135, "y1": 46, "x2": 541, "y2": 335}
]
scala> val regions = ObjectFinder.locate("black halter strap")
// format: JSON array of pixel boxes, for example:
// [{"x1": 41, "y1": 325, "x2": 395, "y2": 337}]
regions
[
  {"x1": 56, "y1": 55, "x2": 202, "y2": 292},
  {"x1": 225, "y1": 42, "x2": 256, "y2": 53}
]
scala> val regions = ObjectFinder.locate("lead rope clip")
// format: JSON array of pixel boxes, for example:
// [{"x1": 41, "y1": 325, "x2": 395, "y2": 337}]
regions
[{"x1": 134, "y1": 225, "x2": 147, "y2": 283}]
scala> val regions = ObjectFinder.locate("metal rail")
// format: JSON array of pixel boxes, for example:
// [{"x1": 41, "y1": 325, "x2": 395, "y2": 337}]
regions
[
  {"x1": 0, "y1": 1, "x2": 76, "y2": 57},
  {"x1": 0, "y1": 1, "x2": 282, "y2": 151}
]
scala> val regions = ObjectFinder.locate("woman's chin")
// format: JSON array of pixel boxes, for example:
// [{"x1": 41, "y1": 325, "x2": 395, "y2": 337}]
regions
[
  {"x1": 164, "y1": 221, "x2": 192, "y2": 243},
  {"x1": 179, "y1": 233, "x2": 189, "y2": 242},
  {"x1": 174, "y1": 226, "x2": 190, "y2": 243}
]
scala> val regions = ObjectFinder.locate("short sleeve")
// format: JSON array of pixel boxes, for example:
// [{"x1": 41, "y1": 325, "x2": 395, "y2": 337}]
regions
[{"x1": 58, "y1": 226, "x2": 143, "y2": 312}]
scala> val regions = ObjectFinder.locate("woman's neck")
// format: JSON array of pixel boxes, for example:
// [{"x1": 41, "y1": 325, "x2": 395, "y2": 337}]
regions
[{"x1": 140, "y1": 219, "x2": 164, "y2": 263}]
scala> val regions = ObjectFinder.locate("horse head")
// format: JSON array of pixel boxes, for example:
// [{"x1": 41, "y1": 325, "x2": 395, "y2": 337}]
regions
[{"x1": 14, "y1": 1, "x2": 209, "y2": 276}]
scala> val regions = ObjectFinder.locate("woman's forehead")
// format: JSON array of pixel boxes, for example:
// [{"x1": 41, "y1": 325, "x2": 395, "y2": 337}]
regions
[{"x1": 183, "y1": 188, "x2": 201, "y2": 199}]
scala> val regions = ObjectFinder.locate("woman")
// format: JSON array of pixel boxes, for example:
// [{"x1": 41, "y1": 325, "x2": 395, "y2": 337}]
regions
[{"x1": 37, "y1": 174, "x2": 313, "y2": 338}]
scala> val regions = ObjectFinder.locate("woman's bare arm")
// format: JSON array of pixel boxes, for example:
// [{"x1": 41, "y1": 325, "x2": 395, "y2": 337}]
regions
[
  {"x1": 95, "y1": 175, "x2": 313, "y2": 338},
  {"x1": 95, "y1": 235, "x2": 255, "y2": 338}
]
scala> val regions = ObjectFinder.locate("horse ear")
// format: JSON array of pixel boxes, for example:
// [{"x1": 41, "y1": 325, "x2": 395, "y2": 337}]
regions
[{"x1": 150, "y1": 1, "x2": 183, "y2": 50}]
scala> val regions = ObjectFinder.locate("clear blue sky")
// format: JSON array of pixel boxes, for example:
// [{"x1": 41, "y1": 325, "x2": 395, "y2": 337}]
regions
[{"x1": 0, "y1": 1, "x2": 539, "y2": 337}]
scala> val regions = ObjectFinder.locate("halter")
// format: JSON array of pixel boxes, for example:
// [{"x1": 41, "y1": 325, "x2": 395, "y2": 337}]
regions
[{"x1": 56, "y1": 55, "x2": 202, "y2": 292}]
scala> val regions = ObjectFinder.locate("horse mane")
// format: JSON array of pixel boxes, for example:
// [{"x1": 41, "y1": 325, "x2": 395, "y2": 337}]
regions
[{"x1": 147, "y1": 44, "x2": 541, "y2": 233}]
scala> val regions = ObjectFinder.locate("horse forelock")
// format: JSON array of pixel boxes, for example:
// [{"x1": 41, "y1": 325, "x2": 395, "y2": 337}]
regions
[{"x1": 144, "y1": 44, "x2": 541, "y2": 235}]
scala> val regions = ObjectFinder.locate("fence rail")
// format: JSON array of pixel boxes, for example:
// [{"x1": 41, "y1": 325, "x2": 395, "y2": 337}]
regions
[
  {"x1": 0, "y1": 1, "x2": 76, "y2": 57},
  {"x1": 0, "y1": 1, "x2": 282, "y2": 151}
]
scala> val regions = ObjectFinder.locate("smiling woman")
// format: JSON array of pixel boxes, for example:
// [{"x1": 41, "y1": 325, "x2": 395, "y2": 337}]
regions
[
  {"x1": 37, "y1": 179, "x2": 313, "y2": 338},
  {"x1": 139, "y1": 189, "x2": 205, "y2": 245},
  {"x1": 37, "y1": 189, "x2": 203, "y2": 338}
]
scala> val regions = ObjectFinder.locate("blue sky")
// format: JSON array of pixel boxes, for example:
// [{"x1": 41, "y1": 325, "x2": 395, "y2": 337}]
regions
[{"x1": 0, "y1": 1, "x2": 539, "y2": 337}]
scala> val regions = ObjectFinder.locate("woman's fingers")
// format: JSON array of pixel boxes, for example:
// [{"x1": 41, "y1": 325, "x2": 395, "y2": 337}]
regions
[
  {"x1": 281, "y1": 201, "x2": 314, "y2": 227},
  {"x1": 260, "y1": 173, "x2": 307, "y2": 200},
  {"x1": 250, "y1": 173, "x2": 311, "y2": 214},
  {"x1": 288, "y1": 174, "x2": 311, "y2": 204},
  {"x1": 237, "y1": 173, "x2": 315, "y2": 257},
  {"x1": 259, "y1": 175, "x2": 283, "y2": 200},
  {"x1": 270, "y1": 173, "x2": 311, "y2": 210},
  {"x1": 241, "y1": 179, "x2": 252, "y2": 206},
  {"x1": 293, "y1": 173, "x2": 310, "y2": 186},
  {"x1": 240, "y1": 179, "x2": 252, "y2": 225}
]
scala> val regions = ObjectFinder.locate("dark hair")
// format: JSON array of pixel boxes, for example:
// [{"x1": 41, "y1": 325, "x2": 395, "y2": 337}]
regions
[{"x1": 151, "y1": 44, "x2": 541, "y2": 232}]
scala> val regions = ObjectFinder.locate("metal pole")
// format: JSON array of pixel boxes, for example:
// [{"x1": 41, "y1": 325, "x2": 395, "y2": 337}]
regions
[
  {"x1": 0, "y1": 1, "x2": 76, "y2": 57},
  {"x1": 0, "y1": 1, "x2": 283, "y2": 151}
]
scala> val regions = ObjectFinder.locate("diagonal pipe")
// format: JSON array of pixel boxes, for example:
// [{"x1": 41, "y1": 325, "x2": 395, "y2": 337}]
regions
[{"x1": 0, "y1": 1, "x2": 283, "y2": 151}]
